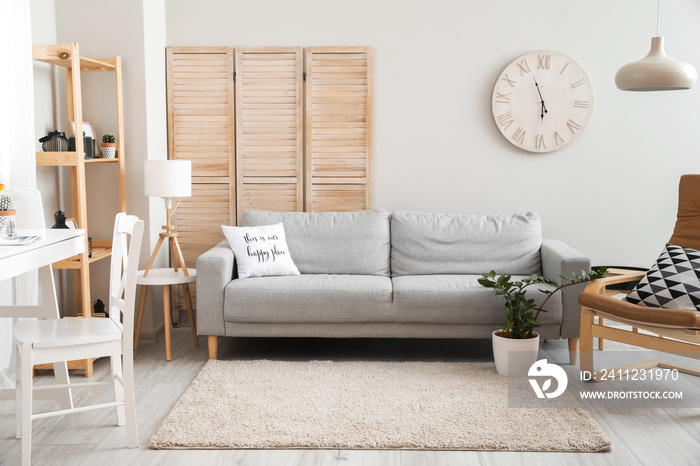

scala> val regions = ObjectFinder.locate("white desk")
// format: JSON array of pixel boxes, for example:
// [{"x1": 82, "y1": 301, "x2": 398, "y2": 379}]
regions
[
  {"x1": 0, "y1": 229, "x2": 85, "y2": 283},
  {"x1": 0, "y1": 229, "x2": 85, "y2": 403}
]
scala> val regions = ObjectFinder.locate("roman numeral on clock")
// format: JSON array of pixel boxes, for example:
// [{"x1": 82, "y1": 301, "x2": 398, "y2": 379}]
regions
[
  {"x1": 537, "y1": 54, "x2": 551, "y2": 70},
  {"x1": 535, "y1": 134, "x2": 546, "y2": 149},
  {"x1": 517, "y1": 59, "x2": 531, "y2": 76},
  {"x1": 554, "y1": 131, "x2": 566, "y2": 146},
  {"x1": 502, "y1": 74, "x2": 517, "y2": 87},
  {"x1": 571, "y1": 78, "x2": 586, "y2": 89},
  {"x1": 574, "y1": 100, "x2": 591, "y2": 108},
  {"x1": 512, "y1": 127, "x2": 526, "y2": 145},
  {"x1": 567, "y1": 119, "x2": 582, "y2": 134},
  {"x1": 495, "y1": 92, "x2": 511, "y2": 104},
  {"x1": 497, "y1": 111, "x2": 515, "y2": 130}
]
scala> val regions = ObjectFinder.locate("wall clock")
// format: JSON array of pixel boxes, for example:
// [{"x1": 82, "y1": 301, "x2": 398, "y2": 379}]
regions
[{"x1": 491, "y1": 50, "x2": 593, "y2": 153}]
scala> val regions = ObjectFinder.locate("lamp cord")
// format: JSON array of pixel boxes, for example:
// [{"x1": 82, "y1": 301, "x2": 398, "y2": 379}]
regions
[
  {"x1": 171, "y1": 198, "x2": 182, "y2": 216},
  {"x1": 656, "y1": 0, "x2": 661, "y2": 36}
]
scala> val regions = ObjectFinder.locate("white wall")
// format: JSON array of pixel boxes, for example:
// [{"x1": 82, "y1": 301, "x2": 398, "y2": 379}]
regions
[
  {"x1": 26, "y1": 0, "x2": 700, "y2": 342},
  {"x1": 39, "y1": 0, "x2": 168, "y2": 340},
  {"x1": 31, "y1": 0, "x2": 60, "y2": 225},
  {"x1": 166, "y1": 0, "x2": 700, "y2": 267}
]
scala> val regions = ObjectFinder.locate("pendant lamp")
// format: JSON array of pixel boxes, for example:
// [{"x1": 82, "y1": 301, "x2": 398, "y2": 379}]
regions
[{"x1": 615, "y1": 0, "x2": 697, "y2": 91}]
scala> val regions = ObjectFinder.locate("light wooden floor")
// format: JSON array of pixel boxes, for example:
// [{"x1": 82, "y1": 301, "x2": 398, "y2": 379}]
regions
[{"x1": 1, "y1": 328, "x2": 700, "y2": 465}]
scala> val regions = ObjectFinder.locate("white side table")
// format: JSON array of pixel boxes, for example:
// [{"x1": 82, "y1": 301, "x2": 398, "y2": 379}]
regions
[{"x1": 134, "y1": 268, "x2": 199, "y2": 361}]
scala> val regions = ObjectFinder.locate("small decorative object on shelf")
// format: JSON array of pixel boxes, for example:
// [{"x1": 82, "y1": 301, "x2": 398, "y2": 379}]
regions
[
  {"x1": 92, "y1": 298, "x2": 107, "y2": 318},
  {"x1": 51, "y1": 210, "x2": 69, "y2": 229},
  {"x1": 88, "y1": 236, "x2": 92, "y2": 258},
  {"x1": 101, "y1": 133, "x2": 116, "y2": 158},
  {"x1": 38, "y1": 130, "x2": 69, "y2": 152},
  {"x1": 0, "y1": 182, "x2": 15, "y2": 229},
  {"x1": 68, "y1": 131, "x2": 94, "y2": 159}
]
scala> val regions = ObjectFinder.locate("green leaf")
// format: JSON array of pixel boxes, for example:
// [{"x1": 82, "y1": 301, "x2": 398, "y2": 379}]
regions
[
  {"x1": 482, "y1": 267, "x2": 609, "y2": 338},
  {"x1": 478, "y1": 278, "x2": 495, "y2": 288}
]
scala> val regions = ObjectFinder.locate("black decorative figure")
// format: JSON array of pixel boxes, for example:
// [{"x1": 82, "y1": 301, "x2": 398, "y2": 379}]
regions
[
  {"x1": 93, "y1": 298, "x2": 107, "y2": 318},
  {"x1": 52, "y1": 210, "x2": 69, "y2": 229}
]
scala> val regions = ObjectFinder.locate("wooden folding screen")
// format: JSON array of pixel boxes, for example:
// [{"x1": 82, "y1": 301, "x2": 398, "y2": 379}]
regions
[
  {"x1": 235, "y1": 47, "x2": 303, "y2": 224},
  {"x1": 166, "y1": 47, "x2": 236, "y2": 311},
  {"x1": 166, "y1": 46, "x2": 372, "y2": 311},
  {"x1": 305, "y1": 47, "x2": 372, "y2": 212}
]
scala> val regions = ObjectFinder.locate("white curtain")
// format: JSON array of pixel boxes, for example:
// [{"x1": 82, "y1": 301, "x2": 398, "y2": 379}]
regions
[{"x1": 0, "y1": 0, "x2": 37, "y2": 387}]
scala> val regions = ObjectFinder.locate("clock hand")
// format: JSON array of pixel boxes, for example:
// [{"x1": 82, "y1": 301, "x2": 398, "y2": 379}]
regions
[{"x1": 533, "y1": 77, "x2": 548, "y2": 121}]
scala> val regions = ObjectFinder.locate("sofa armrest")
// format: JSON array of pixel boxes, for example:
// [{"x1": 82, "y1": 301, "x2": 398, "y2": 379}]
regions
[
  {"x1": 196, "y1": 241, "x2": 234, "y2": 337},
  {"x1": 541, "y1": 239, "x2": 591, "y2": 339}
]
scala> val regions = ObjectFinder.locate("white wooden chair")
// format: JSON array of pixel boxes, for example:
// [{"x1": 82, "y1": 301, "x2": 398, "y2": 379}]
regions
[{"x1": 13, "y1": 212, "x2": 144, "y2": 465}]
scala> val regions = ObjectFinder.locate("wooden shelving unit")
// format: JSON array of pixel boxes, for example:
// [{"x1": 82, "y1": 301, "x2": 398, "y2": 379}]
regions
[{"x1": 33, "y1": 43, "x2": 126, "y2": 377}]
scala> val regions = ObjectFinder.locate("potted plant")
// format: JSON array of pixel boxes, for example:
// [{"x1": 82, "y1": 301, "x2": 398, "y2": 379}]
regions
[
  {"x1": 479, "y1": 267, "x2": 607, "y2": 376},
  {"x1": 101, "y1": 133, "x2": 117, "y2": 158},
  {"x1": 0, "y1": 182, "x2": 15, "y2": 229}
]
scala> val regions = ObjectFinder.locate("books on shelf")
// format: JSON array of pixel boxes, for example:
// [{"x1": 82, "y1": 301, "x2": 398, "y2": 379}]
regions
[{"x1": 0, "y1": 235, "x2": 41, "y2": 246}]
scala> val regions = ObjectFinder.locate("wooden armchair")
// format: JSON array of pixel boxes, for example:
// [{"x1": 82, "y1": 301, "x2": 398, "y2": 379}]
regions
[{"x1": 579, "y1": 175, "x2": 700, "y2": 380}]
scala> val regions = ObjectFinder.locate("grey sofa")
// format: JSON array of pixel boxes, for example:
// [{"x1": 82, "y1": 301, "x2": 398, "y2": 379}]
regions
[{"x1": 197, "y1": 209, "x2": 590, "y2": 362}]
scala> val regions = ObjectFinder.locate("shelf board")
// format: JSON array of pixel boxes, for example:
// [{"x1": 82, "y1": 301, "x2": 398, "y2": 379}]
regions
[
  {"x1": 86, "y1": 157, "x2": 119, "y2": 163},
  {"x1": 36, "y1": 151, "x2": 79, "y2": 166},
  {"x1": 33, "y1": 45, "x2": 115, "y2": 72},
  {"x1": 53, "y1": 245, "x2": 112, "y2": 270},
  {"x1": 35, "y1": 358, "x2": 96, "y2": 377},
  {"x1": 36, "y1": 152, "x2": 120, "y2": 166}
]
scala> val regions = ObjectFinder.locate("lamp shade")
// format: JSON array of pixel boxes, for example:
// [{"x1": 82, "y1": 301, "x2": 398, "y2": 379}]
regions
[
  {"x1": 144, "y1": 160, "x2": 192, "y2": 198},
  {"x1": 615, "y1": 37, "x2": 697, "y2": 91}
]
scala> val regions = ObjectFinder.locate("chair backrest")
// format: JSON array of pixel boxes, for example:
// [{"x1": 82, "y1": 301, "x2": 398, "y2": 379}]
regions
[
  {"x1": 108, "y1": 213, "x2": 144, "y2": 352},
  {"x1": 2, "y1": 188, "x2": 45, "y2": 229},
  {"x1": 669, "y1": 174, "x2": 700, "y2": 251}
]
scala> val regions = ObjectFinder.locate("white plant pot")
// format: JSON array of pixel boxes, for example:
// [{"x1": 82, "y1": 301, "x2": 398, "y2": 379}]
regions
[
  {"x1": 102, "y1": 146, "x2": 117, "y2": 158},
  {"x1": 0, "y1": 210, "x2": 15, "y2": 230},
  {"x1": 492, "y1": 330, "x2": 540, "y2": 377}
]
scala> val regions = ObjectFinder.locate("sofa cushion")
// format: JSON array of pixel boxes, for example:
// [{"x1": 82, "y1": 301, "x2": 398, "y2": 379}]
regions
[
  {"x1": 221, "y1": 223, "x2": 300, "y2": 278},
  {"x1": 242, "y1": 210, "x2": 391, "y2": 277},
  {"x1": 224, "y1": 274, "x2": 393, "y2": 323},
  {"x1": 626, "y1": 243, "x2": 700, "y2": 310},
  {"x1": 390, "y1": 211, "x2": 542, "y2": 276},
  {"x1": 391, "y1": 275, "x2": 562, "y2": 325}
]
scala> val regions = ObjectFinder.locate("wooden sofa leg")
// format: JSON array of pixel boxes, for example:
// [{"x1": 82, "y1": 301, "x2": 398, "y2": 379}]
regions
[
  {"x1": 208, "y1": 336, "x2": 218, "y2": 360},
  {"x1": 568, "y1": 338, "x2": 579, "y2": 365}
]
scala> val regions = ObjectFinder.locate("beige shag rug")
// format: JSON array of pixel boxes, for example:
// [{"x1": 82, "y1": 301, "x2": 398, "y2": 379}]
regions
[{"x1": 150, "y1": 360, "x2": 611, "y2": 452}]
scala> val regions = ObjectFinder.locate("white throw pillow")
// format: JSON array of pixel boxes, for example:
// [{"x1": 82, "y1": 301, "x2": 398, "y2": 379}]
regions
[{"x1": 222, "y1": 223, "x2": 300, "y2": 278}]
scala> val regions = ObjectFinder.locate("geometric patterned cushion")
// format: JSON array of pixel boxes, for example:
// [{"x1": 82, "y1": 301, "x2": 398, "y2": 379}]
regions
[{"x1": 625, "y1": 243, "x2": 700, "y2": 310}]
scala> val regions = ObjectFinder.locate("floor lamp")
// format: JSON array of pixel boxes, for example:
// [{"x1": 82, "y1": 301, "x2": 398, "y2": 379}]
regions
[
  {"x1": 143, "y1": 160, "x2": 192, "y2": 275},
  {"x1": 135, "y1": 160, "x2": 198, "y2": 358}
]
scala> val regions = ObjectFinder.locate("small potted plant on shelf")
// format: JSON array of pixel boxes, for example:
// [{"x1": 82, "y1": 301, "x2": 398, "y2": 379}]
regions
[
  {"x1": 0, "y1": 182, "x2": 15, "y2": 230},
  {"x1": 101, "y1": 133, "x2": 117, "y2": 159},
  {"x1": 479, "y1": 266, "x2": 607, "y2": 376}
]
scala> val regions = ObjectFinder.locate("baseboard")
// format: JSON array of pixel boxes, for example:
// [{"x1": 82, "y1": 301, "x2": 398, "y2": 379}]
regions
[
  {"x1": 135, "y1": 308, "x2": 193, "y2": 345},
  {"x1": 0, "y1": 366, "x2": 13, "y2": 389},
  {"x1": 172, "y1": 308, "x2": 195, "y2": 328},
  {"x1": 137, "y1": 323, "x2": 166, "y2": 345}
]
